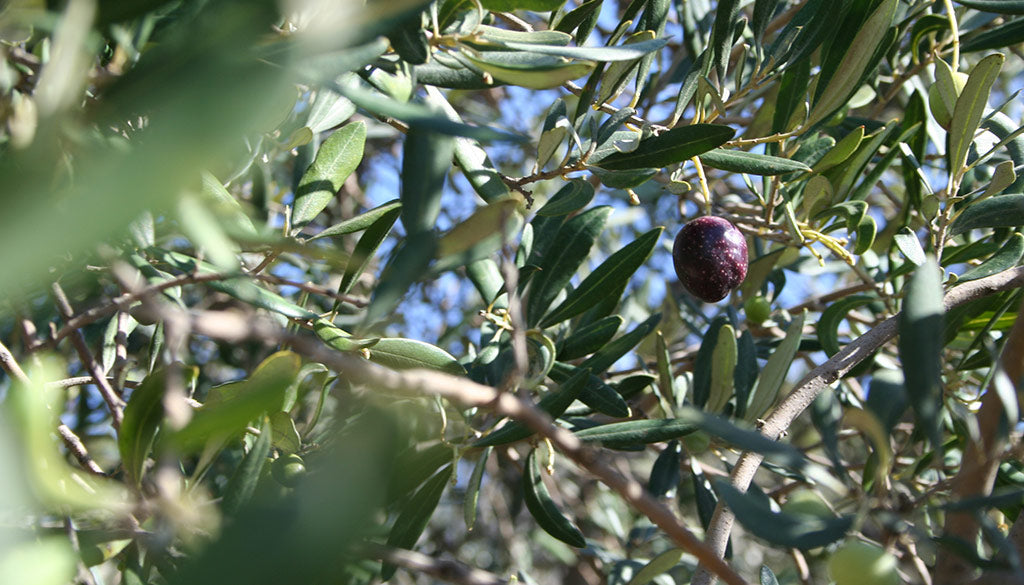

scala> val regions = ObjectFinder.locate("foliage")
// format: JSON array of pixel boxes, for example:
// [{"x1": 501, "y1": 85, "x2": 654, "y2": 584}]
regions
[{"x1": 1, "y1": 1, "x2": 1024, "y2": 584}]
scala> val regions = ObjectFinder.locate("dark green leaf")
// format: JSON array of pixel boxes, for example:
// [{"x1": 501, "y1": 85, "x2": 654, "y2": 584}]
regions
[
  {"x1": 464, "y1": 447, "x2": 491, "y2": 530},
  {"x1": 541, "y1": 227, "x2": 663, "y2": 326},
  {"x1": 388, "y1": 442, "x2": 452, "y2": 502},
  {"x1": 338, "y1": 205, "x2": 403, "y2": 296},
  {"x1": 647, "y1": 440, "x2": 681, "y2": 497},
  {"x1": 536, "y1": 179, "x2": 595, "y2": 217},
  {"x1": 382, "y1": 465, "x2": 454, "y2": 580},
  {"x1": 591, "y1": 124, "x2": 734, "y2": 171},
  {"x1": 898, "y1": 257, "x2": 945, "y2": 447},
  {"x1": 746, "y1": 310, "x2": 806, "y2": 420},
  {"x1": 365, "y1": 232, "x2": 438, "y2": 324},
  {"x1": 959, "y1": 233, "x2": 1024, "y2": 282},
  {"x1": 715, "y1": 481, "x2": 852, "y2": 549},
  {"x1": 549, "y1": 361, "x2": 630, "y2": 417},
  {"x1": 557, "y1": 315, "x2": 623, "y2": 360},
  {"x1": 522, "y1": 449, "x2": 586, "y2": 548},
  {"x1": 172, "y1": 352, "x2": 300, "y2": 451},
  {"x1": 574, "y1": 418, "x2": 699, "y2": 449},
  {"x1": 580, "y1": 313, "x2": 661, "y2": 375},
  {"x1": 291, "y1": 121, "x2": 367, "y2": 232},
  {"x1": 119, "y1": 369, "x2": 167, "y2": 487},
  {"x1": 693, "y1": 317, "x2": 729, "y2": 409},
  {"x1": 955, "y1": 0, "x2": 1024, "y2": 14},
  {"x1": 710, "y1": 0, "x2": 741, "y2": 79},
  {"x1": 269, "y1": 411, "x2": 302, "y2": 454},
  {"x1": 948, "y1": 53, "x2": 1004, "y2": 176},
  {"x1": 474, "y1": 367, "x2": 589, "y2": 447},
  {"x1": 819, "y1": 295, "x2": 878, "y2": 357},
  {"x1": 526, "y1": 206, "x2": 611, "y2": 326},
  {"x1": 401, "y1": 125, "x2": 455, "y2": 235},
  {"x1": 950, "y1": 194, "x2": 1024, "y2": 235},
  {"x1": 481, "y1": 0, "x2": 565, "y2": 11},
  {"x1": 733, "y1": 330, "x2": 758, "y2": 420},
  {"x1": 386, "y1": 12, "x2": 429, "y2": 65},
  {"x1": 700, "y1": 149, "x2": 811, "y2": 175},
  {"x1": 307, "y1": 200, "x2": 401, "y2": 241},
  {"x1": 222, "y1": 417, "x2": 273, "y2": 516},
  {"x1": 624, "y1": 548, "x2": 684, "y2": 585},
  {"x1": 752, "y1": 0, "x2": 780, "y2": 42},
  {"x1": 313, "y1": 319, "x2": 379, "y2": 352},
  {"x1": 367, "y1": 338, "x2": 466, "y2": 375}
]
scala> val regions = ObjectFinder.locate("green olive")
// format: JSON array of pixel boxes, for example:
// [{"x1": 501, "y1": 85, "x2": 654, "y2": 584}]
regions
[
  {"x1": 827, "y1": 540, "x2": 900, "y2": 585},
  {"x1": 271, "y1": 453, "x2": 307, "y2": 487},
  {"x1": 744, "y1": 295, "x2": 772, "y2": 324}
]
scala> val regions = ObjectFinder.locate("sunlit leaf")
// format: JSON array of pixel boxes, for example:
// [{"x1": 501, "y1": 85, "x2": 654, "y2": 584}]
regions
[{"x1": 523, "y1": 449, "x2": 586, "y2": 548}]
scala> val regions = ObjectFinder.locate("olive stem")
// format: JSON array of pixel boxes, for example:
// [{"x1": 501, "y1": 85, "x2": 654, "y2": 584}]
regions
[{"x1": 692, "y1": 156, "x2": 712, "y2": 215}]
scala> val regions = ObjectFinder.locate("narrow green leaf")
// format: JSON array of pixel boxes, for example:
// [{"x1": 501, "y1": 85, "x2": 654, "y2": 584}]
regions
[
  {"x1": 706, "y1": 324, "x2": 737, "y2": 413},
  {"x1": 574, "y1": 419, "x2": 699, "y2": 449},
  {"x1": 596, "y1": 32, "x2": 656, "y2": 105},
  {"x1": 500, "y1": 37, "x2": 669, "y2": 61},
  {"x1": 461, "y1": 50, "x2": 595, "y2": 89},
  {"x1": 464, "y1": 446, "x2": 491, "y2": 530},
  {"x1": 388, "y1": 442, "x2": 452, "y2": 502},
  {"x1": 549, "y1": 361, "x2": 630, "y2": 417},
  {"x1": 338, "y1": 205, "x2": 402, "y2": 296},
  {"x1": 714, "y1": 481, "x2": 853, "y2": 549},
  {"x1": 467, "y1": 258, "x2": 505, "y2": 305},
  {"x1": 557, "y1": 315, "x2": 622, "y2": 360},
  {"x1": 365, "y1": 232, "x2": 438, "y2": 324},
  {"x1": 592, "y1": 124, "x2": 734, "y2": 171},
  {"x1": 647, "y1": 441, "x2": 681, "y2": 497},
  {"x1": 654, "y1": 331, "x2": 678, "y2": 411},
  {"x1": 709, "y1": 0, "x2": 741, "y2": 79},
  {"x1": 819, "y1": 295, "x2": 877, "y2": 357},
  {"x1": 955, "y1": 0, "x2": 1024, "y2": 13},
  {"x1": 480, "y1": 0, "x2": 564, "y2": 11},
  {"x1": 307, "y1": 200, "x2": 401, "y2": 240},
  {"x1": 291, "y1": 121, "x2": 367, "y2": 232},
  {"x1": 313, "y1": 319, "x2": 379, "y2": 352},
  {"x1": 853, "y1": 216, "x2": 877, "y2": 255},
  {"x1": 580, "y1": 313, "x2": 661, "y2": 375},
  {"x1": 982, "y1": 160, "x2": 1018, "y2": 199},
  {"x1": 746, "y1": 310, "x2": 806, "y2": 420},
  {"x1": 898, "y1": 257, "x2": 945, "y2": 447},
  {"x1": 541, "y1": 227, "x2": 663, "y2": 326},
  {"x1": 962, "y1": 17, "x2": 1024, "y2": 52},
  {"x1": 382, "y1": 465, "x2": 454, "y2": 580},
  {"x1": 305, "y1": 84, "x2": 356, "y2": 134},
  {"x1": 733, "y1": 330, "x2": 758, "y2": 421},
  {"x1": 693, "y1": 317, "x2": 729, "y2": 409},
  {"x1": 172, "y1": 351, "x2": 301, "y2": 451},
  {"x1": 950, "y1": 194, "x2": 1024, "y2": 235},
  {"x1": 473, "y1": 25, "x2": 572, "y2": 46},
  {"x1": 222, "y1": 417, "x2": 273, "y2": 516},
  {"x1": 948, "y1": 53, "x2": 1004, "y2": 176},
  {"x1": 805, "y1": 0, "x2": 897, "y2": 128},
  {"x1": 401, "y1": 125, "x2": 455, "y2": 235},
  {"x1": 269, "y1": 411, "x2": 302, "y2": 454},
  {"x1": 699, "y1": 149, "x2": 811, "y2": 175},
  {"x1": 523, "y1": 449, "x2": 586, "y2": 548},
  {"x1": 894, "y1": 226, "x2": 926, "y2": 266},
  {"x1": 536, "y1": 179, "x2": 595, "y2": 217},
  {"x1": 437, "y1": 198, "x2": 522, "y2": 258},
  {"x1": 367, "y1": 338, "x2": 466, "y2": 375},
  {"x1": 959, "y1": 233, "x2": 1024, "y2": 282},
  {"x1": 526, "y1": 206, "x2": 611, "y2": 326},
  {"x1": 624, "y1": 548, "x2": 684, "y2": 585},
  {"x1": 474, "y1": 367, "x2": 589, "y2": 447},
  {"x1": 118, "y1": 369, "x2": 167, "y2": 487},
  {"x1": 812, "y1": 125, "x2": 864, "y2": 172}
]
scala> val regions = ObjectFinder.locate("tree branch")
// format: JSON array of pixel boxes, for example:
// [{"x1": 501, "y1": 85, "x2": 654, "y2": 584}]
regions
[
  {"x1": 693, "y1": 266, "x2": 1024, "y2": 585},
  {"x1": 145, "y1": 305, "x2": 752, "y2": 585},
  {"x1": 357, "y1": 542, "x2": 510, "y2": 585}
]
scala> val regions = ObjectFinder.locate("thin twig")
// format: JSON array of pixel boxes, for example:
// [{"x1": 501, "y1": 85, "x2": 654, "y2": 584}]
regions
[
  {"x1": 693, "y1": 266, "x2": 1024, "y2": 585},
  {"x1": 0, "y1": 339, "x2": 30, "y2": 384},
  {"x1": 52, "y1": 283, "x2": 125, "y2": 430},
  {"x1": 58, "y1": 424, "x2": 106, "y2": 477}
]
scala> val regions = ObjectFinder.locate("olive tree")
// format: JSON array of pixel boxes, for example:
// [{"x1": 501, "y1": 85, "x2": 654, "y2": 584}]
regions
[{"x1": 1, "y1": 1, "x2": 1023, "y2": 584}]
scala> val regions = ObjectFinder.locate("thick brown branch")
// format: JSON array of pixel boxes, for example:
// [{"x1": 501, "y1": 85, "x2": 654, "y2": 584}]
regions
[{"x1": 693, "y1": 266, "x2": 1024, "y2": 585}]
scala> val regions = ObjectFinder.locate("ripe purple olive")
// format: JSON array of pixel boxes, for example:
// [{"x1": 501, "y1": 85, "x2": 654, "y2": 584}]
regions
[{"x1": 672, "y1": 216, "x2": 748, "y2": 303}]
